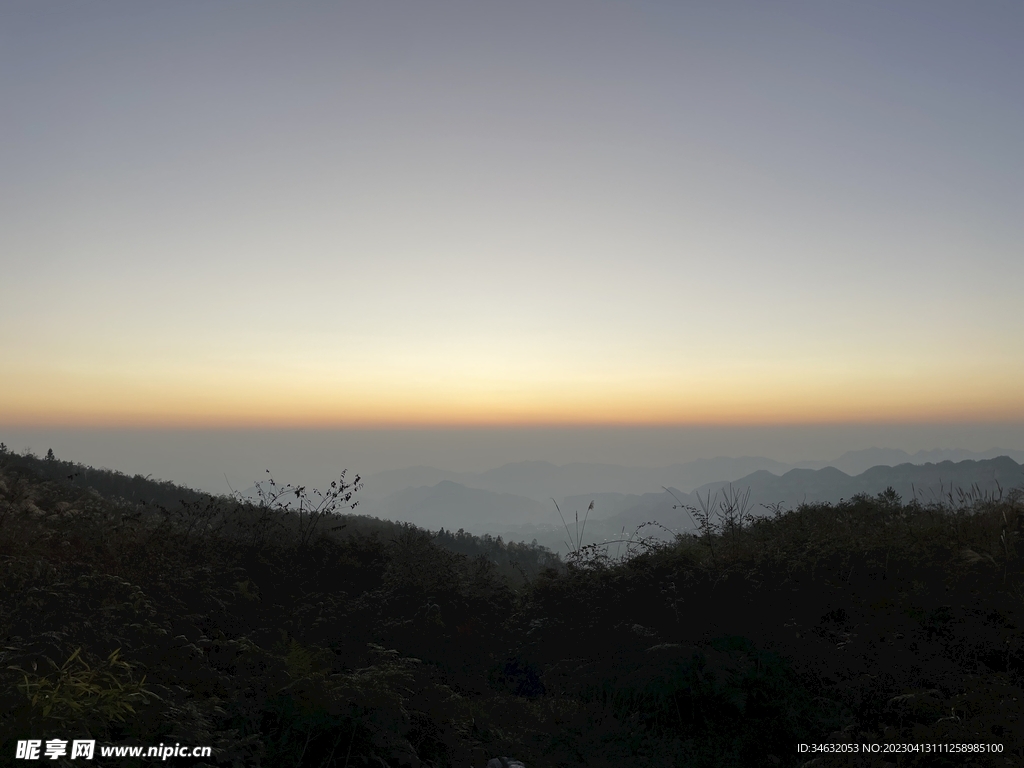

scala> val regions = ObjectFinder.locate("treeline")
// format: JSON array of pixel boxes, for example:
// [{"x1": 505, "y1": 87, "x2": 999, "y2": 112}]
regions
[
  {"x1": 1, "y1": 447, "x2": 1023, "y2": 767},
  {"x1": 0, "y1": 444, "x2": 210, "y2": 508},
  {"x1": 432, "y1": 528, "x2": 561, "y2": 584}
]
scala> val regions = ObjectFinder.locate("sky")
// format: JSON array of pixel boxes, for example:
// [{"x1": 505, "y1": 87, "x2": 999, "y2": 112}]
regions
[{"x1": 2, "y1": 2, "x2": 1023, "y2": 475}]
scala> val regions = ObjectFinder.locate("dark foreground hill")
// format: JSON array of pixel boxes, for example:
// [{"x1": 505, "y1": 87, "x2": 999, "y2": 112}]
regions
[{"x1": 2, "y1": 447, "x2": 1023, "y2": 767}]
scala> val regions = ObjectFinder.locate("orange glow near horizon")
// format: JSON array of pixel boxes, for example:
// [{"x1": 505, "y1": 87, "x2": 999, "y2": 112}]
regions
[{"x1": 4, "y1": 366, "x2": 1022, "y2": 429}]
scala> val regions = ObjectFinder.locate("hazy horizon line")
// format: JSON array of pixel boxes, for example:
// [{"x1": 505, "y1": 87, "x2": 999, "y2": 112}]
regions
[{"x1": 5, "y1": 416, "x2": 1024, "y2": 431}]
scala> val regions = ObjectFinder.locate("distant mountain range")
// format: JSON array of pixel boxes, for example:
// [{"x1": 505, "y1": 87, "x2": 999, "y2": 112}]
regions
[
  {"x1": 594, "y1": 456, "x2": 1024, "y2": 537},
  {"x1": 805, "y1": 447, "x2": 1024, "y2": 475},
  {"x1": 356, "y1": 455, "x2": 1024, "y2": 553},
  {"x1": 361, "y1": 447, "x2": 1024, "y2": 502},
  {"x1": 361, "y1": 456, "x2": 794, "y2": 500}
]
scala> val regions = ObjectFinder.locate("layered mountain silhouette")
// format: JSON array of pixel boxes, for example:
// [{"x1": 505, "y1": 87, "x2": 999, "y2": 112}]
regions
[
  {"x1": 364, "y1": 456, "x2": 797, "y2": 500},
  {"x1": 595, "y1": 457, "x2": 1024, "y2": 537},
  {"x1": 803, "y1": 446, "x2": 1024, "y2": 475},
  {"x1": 358, "y1": 456, "x2": 1024, "y2": 553},
  {"x1": 361, "y1": 448, "x2": 1024, "y2": 503}
]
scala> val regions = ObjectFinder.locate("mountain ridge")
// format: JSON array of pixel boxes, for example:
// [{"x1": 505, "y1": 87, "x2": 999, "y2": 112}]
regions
[
  {"x1": 359, "y1": 457, "x2": 1024, "y2": 552},
  {"x1": 361, "y1": 448, "x2": 1024, "y2": 503}
]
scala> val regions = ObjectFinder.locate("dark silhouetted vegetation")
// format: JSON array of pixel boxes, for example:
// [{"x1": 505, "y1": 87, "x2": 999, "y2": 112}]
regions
[{"x1": 1, "y1": 446, "x2": 1022, "y2": 766}]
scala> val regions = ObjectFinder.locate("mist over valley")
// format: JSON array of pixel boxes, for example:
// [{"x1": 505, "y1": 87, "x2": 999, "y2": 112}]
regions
[{"x1": 352, "y1": 449, "x2": 1024, "y2": 553}]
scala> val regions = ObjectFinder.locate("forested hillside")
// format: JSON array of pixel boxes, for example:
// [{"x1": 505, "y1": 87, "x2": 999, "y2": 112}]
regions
[{"x1": 2, "y1": 447, "x2": 1022, "y2": 767}]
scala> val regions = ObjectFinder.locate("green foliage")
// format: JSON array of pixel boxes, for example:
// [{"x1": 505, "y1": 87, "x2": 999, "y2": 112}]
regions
[{"x1": 11, "y1": 647, "x2": 156, "y2": 730}]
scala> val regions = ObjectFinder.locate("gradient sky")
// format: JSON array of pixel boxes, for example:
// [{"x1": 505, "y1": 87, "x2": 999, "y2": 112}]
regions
[{"x1": 2, "y1": 1, "x2": 1023, "y2": 430}]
